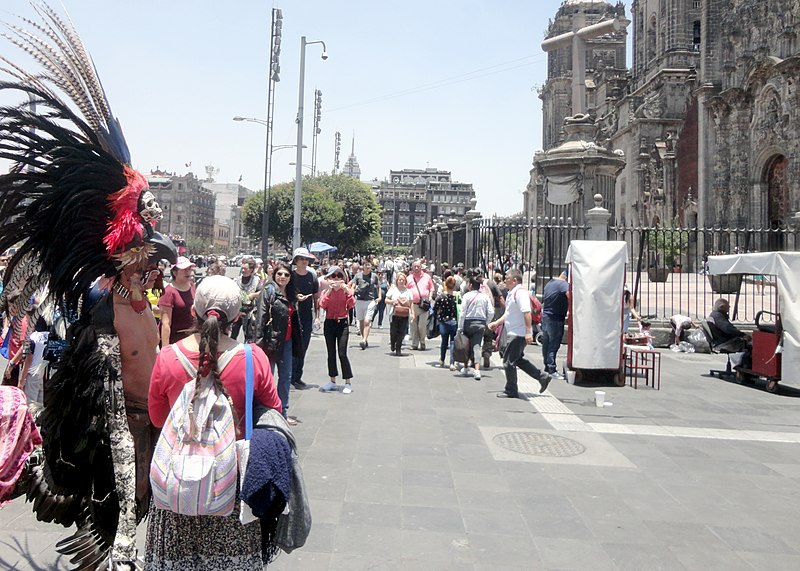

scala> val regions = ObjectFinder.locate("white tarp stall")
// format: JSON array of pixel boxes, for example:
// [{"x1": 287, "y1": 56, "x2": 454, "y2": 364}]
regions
[
  {"x1": 565, "y1": 240, "x2": 628, "y2": 369},
  {"x1": 707, "y1": 252, "x2": 800, "y2": 386}
]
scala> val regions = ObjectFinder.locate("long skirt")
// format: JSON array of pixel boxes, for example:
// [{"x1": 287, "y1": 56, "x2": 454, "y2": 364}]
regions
[{"x1": 144, "y1": 498, "x2": 263, "y2": 571}]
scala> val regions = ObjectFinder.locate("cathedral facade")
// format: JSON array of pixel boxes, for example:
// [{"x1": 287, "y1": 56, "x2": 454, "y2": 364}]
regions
[{"x1": 530, "y1": 0, "x2": 799, "y2": 235}]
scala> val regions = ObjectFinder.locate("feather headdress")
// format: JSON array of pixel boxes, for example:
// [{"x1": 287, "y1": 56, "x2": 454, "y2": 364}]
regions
[{"x1": 0, "y1": 1, "x2": 174, "y2": 312}]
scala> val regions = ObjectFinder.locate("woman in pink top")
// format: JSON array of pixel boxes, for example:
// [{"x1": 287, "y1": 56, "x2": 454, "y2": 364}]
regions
[
  {"x1": 146, "y1": 275, "x2": 281, "y2": 570},
  {"x1": 318, "y1": 265, "x2": 356, "y2": 394}
]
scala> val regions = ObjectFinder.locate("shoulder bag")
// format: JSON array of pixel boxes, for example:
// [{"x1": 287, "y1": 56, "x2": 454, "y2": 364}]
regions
[{"x1": 413, "y1": 277, "x2": 431, "y2": 312}]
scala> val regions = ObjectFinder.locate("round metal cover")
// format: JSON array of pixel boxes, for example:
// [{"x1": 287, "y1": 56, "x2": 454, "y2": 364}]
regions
[{"x1": 492, "y1": 432, "x2": 586, "y2": 457}]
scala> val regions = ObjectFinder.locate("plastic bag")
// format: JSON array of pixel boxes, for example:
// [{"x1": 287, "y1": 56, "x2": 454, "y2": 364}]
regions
[
  {"x1": 685, "y1": 328, "x2": 709, "y2": 353},
  {"x1": 670, "y1": 341, "x2": 695, "y2": 353}
]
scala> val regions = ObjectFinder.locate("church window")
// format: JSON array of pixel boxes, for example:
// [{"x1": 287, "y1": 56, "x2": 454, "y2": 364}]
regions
[
  {"x1": 693, "y1": 21, "x2": 701, "y2": 51},
  {"x1": 647, "y1": 16, "x2": 657, "y2": 62}
]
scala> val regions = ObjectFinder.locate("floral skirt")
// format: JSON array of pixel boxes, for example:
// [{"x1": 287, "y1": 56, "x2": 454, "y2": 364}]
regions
[{"x1": 144, "y1": 499, "x2": 263, "y2": 571}]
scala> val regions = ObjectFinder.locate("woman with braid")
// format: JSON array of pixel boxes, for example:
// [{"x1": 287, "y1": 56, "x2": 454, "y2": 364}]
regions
[{"x1": 146, "y1": 276, "x2": 281, "y2": 570}]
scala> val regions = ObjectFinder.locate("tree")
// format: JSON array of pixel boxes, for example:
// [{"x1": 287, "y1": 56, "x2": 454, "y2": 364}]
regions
[
  {"x1": 242, "y1": 174, "x2": 385, "y2": 256},
  {"x1": 242, "y1": 180, "x2": 343, "y2": 251},
  {"x1": 314, "y1": 174, "x2": 383, "y2": 256}
]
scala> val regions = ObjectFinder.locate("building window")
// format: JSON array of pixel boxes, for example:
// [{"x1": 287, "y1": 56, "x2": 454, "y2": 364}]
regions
[{"x1": 693, "y1": 20, "x2": 701, "y2": 51}]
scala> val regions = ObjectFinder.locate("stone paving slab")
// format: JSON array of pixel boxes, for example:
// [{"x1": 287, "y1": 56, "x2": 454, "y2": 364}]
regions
[{"x1": 4, "y1": 327, "x2": 800, "y2": 570}]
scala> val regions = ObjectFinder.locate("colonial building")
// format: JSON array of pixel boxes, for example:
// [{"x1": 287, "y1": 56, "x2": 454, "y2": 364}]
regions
[
  {"x1": 146, "y1": 170, "x2": 215, "y2": 247},
  {"x1": 529, "y1": 0, "x2": 799, "y2": 238},
  {"x1": 376, "y1": 168, "x2": 477, "y2": 247}
]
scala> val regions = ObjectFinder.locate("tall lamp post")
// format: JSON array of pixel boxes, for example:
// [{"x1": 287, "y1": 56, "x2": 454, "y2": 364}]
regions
[
  {"x1": 233, "y1": 117, "x2": 303, "y2": 257},
  {"x1": 293, "y1": 36, "x2": 328, "y2": 251}
]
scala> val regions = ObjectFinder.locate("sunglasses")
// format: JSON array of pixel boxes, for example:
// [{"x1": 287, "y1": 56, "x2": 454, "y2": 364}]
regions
[
  {"x1": 330, "y1": 274, "x2": 344, "y2": 279},
  {"x1": 275, "y1": 271, "x2": 291, "y2": 277}
]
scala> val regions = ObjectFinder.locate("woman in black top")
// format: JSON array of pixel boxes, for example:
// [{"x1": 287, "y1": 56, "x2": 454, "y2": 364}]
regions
[{"x1": 434, "y1": 276, "x2": 459, "y2": 370}]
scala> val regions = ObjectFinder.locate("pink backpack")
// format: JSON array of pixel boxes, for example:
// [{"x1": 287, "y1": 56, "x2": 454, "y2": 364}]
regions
[{"x1": 149, "y1": 343, "x2": 244, "y2": 516}]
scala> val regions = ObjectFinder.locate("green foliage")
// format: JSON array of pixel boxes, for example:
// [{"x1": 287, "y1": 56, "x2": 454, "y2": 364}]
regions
[
  {"x1": 242, "y1": 174, "x2": 385, "y2": 255},
  {"x1": 186, "y1": 236, "x2": 211, "y2": 255},
  {"x1": 647, "y1": 227, "x2": 689, "y2": 267},
  {"x1": 314, "y1": 174, "x2": 383, "y2": 256}
]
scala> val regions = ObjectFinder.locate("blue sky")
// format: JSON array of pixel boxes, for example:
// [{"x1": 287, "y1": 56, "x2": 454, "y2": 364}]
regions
[{"x1": 1, "y1": 0, "x2": 612, "y2": 216}]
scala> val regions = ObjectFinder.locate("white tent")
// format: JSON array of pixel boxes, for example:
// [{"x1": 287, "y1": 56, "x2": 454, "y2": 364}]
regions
[
  {"x1": 707, "y1": 252, "x2": 800, "y2": 386},
  {"x1": 565, "y1": 241, "x2": 628, "y2": 369}
]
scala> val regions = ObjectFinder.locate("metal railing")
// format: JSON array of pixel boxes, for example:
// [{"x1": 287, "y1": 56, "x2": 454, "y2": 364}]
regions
[{"x1": 413, "y1": 218, "x2": 797, "y2": 325}]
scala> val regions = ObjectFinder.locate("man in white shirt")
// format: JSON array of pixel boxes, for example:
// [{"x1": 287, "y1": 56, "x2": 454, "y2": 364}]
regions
[{"x1": 489, "y1": 269, "x2": 551, "y2": 398}]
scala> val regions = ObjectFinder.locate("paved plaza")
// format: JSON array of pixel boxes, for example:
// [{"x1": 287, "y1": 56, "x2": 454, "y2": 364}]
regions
[{"x1": 3, "y1": 326, "x2": 800, "y2": 570}]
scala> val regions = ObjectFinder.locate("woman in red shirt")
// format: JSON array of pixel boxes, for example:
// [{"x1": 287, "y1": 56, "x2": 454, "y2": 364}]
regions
[
  {"x1": 146, "y1": 275, "x2": 281, "y2": 569},
  {"x1": 319, "y1": 266, "x2": 356, "y2": 394},
  {"x1": 157, "y1": 256, "x2": 196, "y2": 346}
]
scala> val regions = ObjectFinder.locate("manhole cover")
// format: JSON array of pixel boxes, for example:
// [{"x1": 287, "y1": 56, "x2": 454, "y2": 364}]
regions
[{"x1": 492, "y1": 432, "x2": 586, "y2": 457}]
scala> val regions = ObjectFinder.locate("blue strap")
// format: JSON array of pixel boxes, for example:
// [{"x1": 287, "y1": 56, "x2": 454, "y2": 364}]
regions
[{"x1": 244, "y1": 343, "x2": 254, "y2": 440}]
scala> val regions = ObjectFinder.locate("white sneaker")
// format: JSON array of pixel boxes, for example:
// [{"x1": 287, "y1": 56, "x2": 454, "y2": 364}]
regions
[
  {"x1": 343, "y1": 384, "x2": 353, "y2": 394},
  {"x1": 320, "y1": 381, "x2": 337, "y2": 392},
  {"x1": 473, "y1": 370, "x2": 481, "y2": 380}
]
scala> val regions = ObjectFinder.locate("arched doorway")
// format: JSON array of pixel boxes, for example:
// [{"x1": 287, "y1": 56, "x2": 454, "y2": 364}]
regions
[{"x1": 766, "y1": 155, "x2": 789, "y2": 250}]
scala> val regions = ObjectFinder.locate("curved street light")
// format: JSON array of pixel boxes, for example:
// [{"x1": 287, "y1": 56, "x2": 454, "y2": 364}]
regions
[
  {"x1": 233, "y1": 115, "x2": 305, "y2": 259},
  {"x1": 293, "y1": 36, "x2": 328, "y2": 250}
]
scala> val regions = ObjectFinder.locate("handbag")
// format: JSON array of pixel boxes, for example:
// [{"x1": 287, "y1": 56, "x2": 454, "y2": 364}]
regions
[
  {"x1": 413, "y1": 279, "x2": 431, "y2": 311},
  {"x1": 453, "y1": 331, "x2": 471, "y2": 363},
  {"x1": 426, "y1": 305, "x2": 439, "y2": 340}
]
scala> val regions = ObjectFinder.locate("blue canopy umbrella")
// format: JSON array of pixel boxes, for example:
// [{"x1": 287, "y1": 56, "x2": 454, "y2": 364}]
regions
[{"x1": 308, "y1": 241, "x2": 337, "y2": 254}]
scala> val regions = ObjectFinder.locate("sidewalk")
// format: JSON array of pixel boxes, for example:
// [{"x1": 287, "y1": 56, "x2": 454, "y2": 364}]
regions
[{"x1": 4, "y1": 326, "x2": 800, "y2": 570}]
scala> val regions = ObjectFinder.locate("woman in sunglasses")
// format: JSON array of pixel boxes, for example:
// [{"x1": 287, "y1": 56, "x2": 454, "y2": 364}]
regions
[
  {"x1": 318, "y1": 266, "x2": 356, "y2": 393},
  {"x1": 256, "y1": 261, "x2": 302, "y2": 425}
]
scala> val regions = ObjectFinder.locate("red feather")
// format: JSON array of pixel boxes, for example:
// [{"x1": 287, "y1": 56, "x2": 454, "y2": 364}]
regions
[{"x1": 103, "y1": 167, "x2": 147, "y2": 256}]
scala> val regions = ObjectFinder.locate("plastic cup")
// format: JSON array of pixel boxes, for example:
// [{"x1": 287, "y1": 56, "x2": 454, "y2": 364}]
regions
[
  {"x1": 595, "y1": 390, "x2": 606, "y2": 407},
  {"x1": 566, "y1": 370, "x2": 576, "y2": 384}
]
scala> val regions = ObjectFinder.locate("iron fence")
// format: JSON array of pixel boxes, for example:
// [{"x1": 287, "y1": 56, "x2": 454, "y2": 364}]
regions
[{"x1": 413, "y1": 218, "x2": 798, "y2": 325}]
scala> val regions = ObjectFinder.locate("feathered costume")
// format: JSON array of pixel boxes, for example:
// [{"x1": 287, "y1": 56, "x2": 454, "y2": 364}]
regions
[{"x1": 0, "y1": 3, "x2": 177, "y2": 569}]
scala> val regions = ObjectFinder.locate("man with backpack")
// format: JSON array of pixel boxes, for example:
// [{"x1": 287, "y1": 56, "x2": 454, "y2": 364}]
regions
[{"x1": 354, "y1": 259, "x2": 381, "y2": 350}]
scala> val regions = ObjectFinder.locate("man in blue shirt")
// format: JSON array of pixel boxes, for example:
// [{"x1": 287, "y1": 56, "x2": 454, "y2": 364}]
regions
[{"x1": 541, "y1": 270, "x2": 569, "y2": 377}]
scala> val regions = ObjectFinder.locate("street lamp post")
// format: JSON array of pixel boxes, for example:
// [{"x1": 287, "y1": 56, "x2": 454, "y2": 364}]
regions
[
  {"x1": 293, "y1": 36, "x2": 328, "y2": 251},
  {"x1": 233, "y1": 116, "x2": 303, "y2": 259}
]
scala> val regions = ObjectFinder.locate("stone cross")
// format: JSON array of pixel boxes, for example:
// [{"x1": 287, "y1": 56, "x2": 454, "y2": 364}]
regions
[{"x1": 541, "y1": 12, "x2": 630, "y2": 115}]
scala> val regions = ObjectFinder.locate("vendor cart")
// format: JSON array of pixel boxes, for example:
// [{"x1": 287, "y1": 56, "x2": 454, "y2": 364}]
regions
[
  {"x1": 565, "y1": 240, "x2": 628, "y2": 386},
  {"x1": 707, "y1": 252, "x2": 800, "y2": 392}
]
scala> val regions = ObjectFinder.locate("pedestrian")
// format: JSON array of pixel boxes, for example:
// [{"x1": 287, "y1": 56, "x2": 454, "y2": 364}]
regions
[
  {"x1": 457, "y1": 273, "x2": 493, "y2": 380},
  {"x1": 406, "y1": 259, "x2": 434, "y2": 351},
  {"x1": 541, "y1": 270, "x2": 569, "y2": 378},
  {"x1": 319, "y1": 266, "x2": 355, "y2": 393},
  {"x1": 372, "y1": 272, "x2": 389, "y2": 329},
  {"x1": 623, "y1": 283, "x2": 642, "y2": 333},
  {"x1": 489, "y1": 269, "x2": 552, "y2": 398},
  {"x1": 434, "y1": 275, "x2": 459, "y2": 370},
  {"x1": 230, "y1": 256, "x2": 262, "y2": 343},
  {"x1": 146, "y1": 275, "x2": 282, "y2": 570},
  {"x1": 158, "y1": 257, "x2": 197, "y2": 347},
  {"x1": 256, "y1": 262, "x2": 302, "y2": 426},
  {"x1": 354, "y1": 259, "x2": 381, "y2": 349},
  {"x1": 290, "y1": 248, "x2": 320, "y2": 390},
  {"x1": 385, "y1": 272, "x2": 414, "y2": 356}
]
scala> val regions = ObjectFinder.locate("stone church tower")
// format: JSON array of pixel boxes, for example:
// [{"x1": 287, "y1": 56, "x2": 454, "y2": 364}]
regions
[{"x1": 532, "y1": 0, "x2": 799, "y2": 239}]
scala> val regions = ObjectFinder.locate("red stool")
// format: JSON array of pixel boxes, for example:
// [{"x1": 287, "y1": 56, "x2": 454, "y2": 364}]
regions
[{"x1": 626, "y1": 347, "x2": 661, "y2": 390}]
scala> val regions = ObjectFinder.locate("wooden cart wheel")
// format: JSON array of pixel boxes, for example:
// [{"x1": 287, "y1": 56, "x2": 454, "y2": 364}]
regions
[
  {"x1": 614, "y1": 372, "x2": 625, "y2": 386},
  {"x1": 766, "y1": 380, "x2": 779, "y2": 393},
  {"x1": 574, "y1": 369, "x2": 583, "y2": 384},
  {"x1": 736, "y1": 370, "x2": 755, "y2": 384}
]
